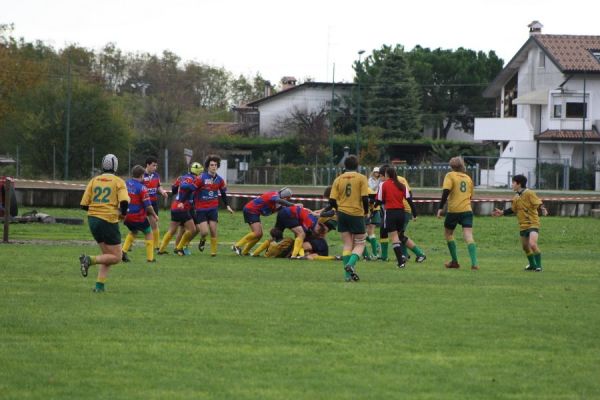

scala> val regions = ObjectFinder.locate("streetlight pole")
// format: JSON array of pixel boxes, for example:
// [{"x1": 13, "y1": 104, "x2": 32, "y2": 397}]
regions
[{"x1": 356, "y1": 50, "x2": 365, "y2": 156}]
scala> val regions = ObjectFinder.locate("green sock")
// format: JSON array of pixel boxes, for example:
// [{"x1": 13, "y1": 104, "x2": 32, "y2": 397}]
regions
[
  {"x1": 348, "y1": 253, "x2": 360, "y2": 267},
  {"x1": 402, "y1": 244, "x2": 409, "y2": 258},
  {"x1": 467, "y1": 242, "x2": 478, "y2": 267},
  {"x1": 533, "y1": 252, "x2": 542, "y2": 268},
  {"x1": 369, "y1": 236, "x2": 379, "y2": 257},
  {"x1": 342, "y1": 255, "x2": 350, "y2": 265},
  {"x1": 410, "y1": 246, "x2": 425, "y2": 257},
  {"x1": 380, "y1": 241, "x2": 389, "y2": 260},
  {"x1": 526, "y1": 253, "x2": 536, "y2": 268},
  {"x1": 447, "y1": 240, "x2": 458, "y2": 262},
  {"x1": 362, "y1": 247, "x2": 370, "y2": 258},
  {"x1": 94, "y1": 282, "x2": 105, "y2": 292}
]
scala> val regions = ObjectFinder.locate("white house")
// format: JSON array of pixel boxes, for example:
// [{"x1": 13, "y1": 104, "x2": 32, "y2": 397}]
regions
[
  {"x1": 474, "y1": 21, "x2": 600, "y2": 189},
  {"x1": 239, "y1": 79, "x2": 354, "y2": 137}
]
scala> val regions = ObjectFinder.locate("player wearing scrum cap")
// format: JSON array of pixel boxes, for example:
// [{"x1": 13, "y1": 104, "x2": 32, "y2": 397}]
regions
[
  {"x1": 79, "y1": 154, "x2": 130, "y2": 292},
  {"x1": 232, "y1": 187, "x2": 297, "y2": 256}
]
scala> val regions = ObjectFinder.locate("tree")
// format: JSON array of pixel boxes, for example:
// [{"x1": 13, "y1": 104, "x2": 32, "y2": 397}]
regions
[
  {"x1": 281, "y1": 108, "x2": 329, "y2": 165},
  {"x1": 1, "y1": 79, "x2": 131, "y2": 178},
  {"x1": 356, "y1": 45, "x2": 423, "y2": 139},
  {"x1": 407, "y1": 46, "x2": 503, "y2": 139}
]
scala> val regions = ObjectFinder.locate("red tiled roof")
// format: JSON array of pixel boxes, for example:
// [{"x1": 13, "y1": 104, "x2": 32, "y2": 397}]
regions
[
  {"x1": 533, "y1": 35, "x2": 600, "y2": 72},
  {"x1": 536, "y1": 128, "x2": 600, "y2": 141}
]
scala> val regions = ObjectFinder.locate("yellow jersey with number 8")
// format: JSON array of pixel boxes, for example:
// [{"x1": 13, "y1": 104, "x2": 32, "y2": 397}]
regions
[
  {"x1": 442, "y1": 171, "x2": 473, "y2": 213},
  {"x1": 81, "y1": 173, "x2": 130, "y2": 223}
]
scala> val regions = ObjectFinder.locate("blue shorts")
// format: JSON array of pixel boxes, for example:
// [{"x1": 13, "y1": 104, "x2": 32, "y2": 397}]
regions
[
  {"x1": 150, "y1": 201, "x2": 159, "y2": 216},
  {"x1": 124, "y1": 219, "x2": 152, "y2": 234},
  {"x1": 275, "y1": 210, "x2": 300, "y2": 230},
  {"x1": 243, "y1": 209, "x2": 261, "y2": 225},
  {"x1": 171, "y1": 209, "x2": 193, "y2": 223},
  {"x1": 194, "y1": 208, "x2": 219, "y2": 224},
  {"x1": 308, "y1": 238, "x2": 329, "y2": 256}
]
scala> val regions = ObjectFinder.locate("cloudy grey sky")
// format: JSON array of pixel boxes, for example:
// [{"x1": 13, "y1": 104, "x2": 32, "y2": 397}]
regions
[{"x1": 3, "y1": 0, "x2": 599, "y2": 84}]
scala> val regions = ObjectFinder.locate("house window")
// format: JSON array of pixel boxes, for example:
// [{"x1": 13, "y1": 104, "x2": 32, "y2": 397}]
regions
[
  {"x1": 553, "y1": 104, "x2": 562, "y2": 118},
  {"x1": 592, "y1": 51, "x2": 600, "y2": 63},
  {"x1": 538, "y1": 51, "x2": 545, "y2": 68},
  {"x1": 565, "y1": 102, "x2": 587, "y2": 118}
]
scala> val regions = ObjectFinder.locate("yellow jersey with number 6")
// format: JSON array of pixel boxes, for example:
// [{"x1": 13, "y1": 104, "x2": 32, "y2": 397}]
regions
[
  {"x1": 442, "y1": 171, "x2": 473, "y2": 213},
  {"x1": 330, "y1": 171, "x2": 369, "y2": 216},
  {"x1": 81, "y1": 173, "x2": 130, "y2": 223}
]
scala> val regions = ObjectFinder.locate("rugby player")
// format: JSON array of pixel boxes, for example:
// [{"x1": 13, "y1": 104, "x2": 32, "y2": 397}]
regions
[
  {"x1": 143, "y1": 156, "x2": 168, "y2": 250},
  {"x1": 437, "y1": 157, "x2": 479, "y2": 270},
  {"x1": 122, "y1": 165, "x2": 158, "y2": 263},
  {"x1": 492, "y1": 174, "x2": 548, "y2": 271},
  {"x1": 79, "y1": 154, "x2": 130, "y2": 292}
]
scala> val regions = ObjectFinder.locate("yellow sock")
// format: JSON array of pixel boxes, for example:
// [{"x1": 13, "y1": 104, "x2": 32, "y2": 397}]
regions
[
  {"x1": 242, "y1": 237, "x2": 260, "y2": 255},
  {"x1": 236, "y1": 232, "x2": 256, "y2": 248},
  {"x1": 123, "y1": 232, "x2": 135, "y2": 252},
  {"x1": 97, "y1": 277, "x2": 106, "y2": 284},
  {"x1": 252, "y1": 240, "x2": 270, "y2": 256},
  {"x1": 314, "y1": 255, "x2": 335, "y2": 260},
  {"x1": 90, "y1": 256, "x2": 98, "y2": 265},
  {"x1": 159, "y1": 231, "x2": 173, "y2": 252},
  {"x1": 145, "y1": 240, "x2": 154, "y2": 261},
  {"x1": 176, "y1": 231, "x2": 194, "y2": 250},
  {"x1": 292, "y1": 237, "x2": 304, "y2": 257},
  {"x1": 153, "y1": 228, "x2": 160, "y2": 249},
  {"x1": 210, "y1": 237, "x2": 218, "y2": 255}
]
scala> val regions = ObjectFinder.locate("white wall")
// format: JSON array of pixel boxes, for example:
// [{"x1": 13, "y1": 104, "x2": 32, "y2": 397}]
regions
[{"x1": 258, "y1": 86, "x2": 350, "y2": 137}]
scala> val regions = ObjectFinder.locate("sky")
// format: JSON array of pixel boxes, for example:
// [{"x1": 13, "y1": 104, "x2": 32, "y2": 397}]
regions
[{"x1": 3, "y1": 0, "x2": 600, "y2": 85}]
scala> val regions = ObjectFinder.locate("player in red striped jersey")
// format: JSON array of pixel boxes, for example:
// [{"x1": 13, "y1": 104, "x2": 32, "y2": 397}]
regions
[
  {"x1": 143, "y1": 156, "x2": 168, "y2": 250},
  {"x1": 122, "y1": 165, "x2": 158, "y2": 262},
  {"x1": 192, "y1": 155, "x2": 233, "y2": 256},
  {"x1": 233, "y1": 188, "x2": 296, "y2": 255}
]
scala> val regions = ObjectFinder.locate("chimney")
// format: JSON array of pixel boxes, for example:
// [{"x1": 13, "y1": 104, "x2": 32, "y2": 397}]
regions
[
  {"x1": 264, "y1": 80, "x2": 272, "y2": 98},
  {"x1": 280, "y1": 76, "x2": 297, "y2": 91},
  {"x1": 528, "y1": 20, "x2": 543, "y2": 36}
]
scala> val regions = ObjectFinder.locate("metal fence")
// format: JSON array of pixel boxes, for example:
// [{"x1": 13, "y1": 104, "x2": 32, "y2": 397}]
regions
[{"x1": 1, "y1": 149, "x2": 577, "y2": 190}]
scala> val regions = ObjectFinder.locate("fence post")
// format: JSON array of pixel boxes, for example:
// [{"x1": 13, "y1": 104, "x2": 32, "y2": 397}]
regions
[
  {"x1": 564, "y1": 159, "x2": 570, "y2": 190},
  {"x1": 512, "y1": 157, "x2": 516, "y2": 179},
  {"x1": 3, "y1": 179, "x2": 12, "y2": 243}
]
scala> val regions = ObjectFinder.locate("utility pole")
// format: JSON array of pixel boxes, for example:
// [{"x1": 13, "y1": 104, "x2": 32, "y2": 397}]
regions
[
  {"x1": 355, "y1": 50, "x2": 365, "y2": 156},
  {"x1": 64, "y1": 54, "x2": 72, "y2": 180},
  {"x1": 329, "y1": 64, "x2": 336, "y2": 174}
]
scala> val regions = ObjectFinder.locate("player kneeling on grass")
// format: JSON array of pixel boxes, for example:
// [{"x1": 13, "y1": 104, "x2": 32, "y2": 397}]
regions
[
  {"x1": 79, "y1": 154, "x2": 130, "y2": 293},
  {"x1": 122, "y1": 165, "x2": 159, "y2": 263},
  {"x1": 492, "y1": 174, "x2": 548, "y2": 272},
  {"x1": 251, "y1": 228, "x2": 295, "y2": 258},
  {"x1": 301, "y1": 220, "x2": 341, "y2": 261},
  {"x1": 233, "y1": 188, "x2": 296, "y2": 256}
]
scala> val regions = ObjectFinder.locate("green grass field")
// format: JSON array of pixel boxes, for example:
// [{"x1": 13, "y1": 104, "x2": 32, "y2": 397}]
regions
[{"x1": 1, "y1": 209, "x2": 599, "y2": 399}]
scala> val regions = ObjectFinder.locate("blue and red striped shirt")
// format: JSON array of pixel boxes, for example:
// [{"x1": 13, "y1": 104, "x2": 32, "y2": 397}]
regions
[
  {"x1": 125, "y1": 179, "x2": 152, "y2": 223},
  {"x1": 194, "y1": 172, "x2": 227, "y2": 210},
  {"x1": 142, "y1": 171, "x2": 161, "y2": 202},
  {"x1": 170, "y1": 173, "x2": 197, "y2": 212},
  {"x1": 282, "y1": 205, "x2": 318, "y2": 231},
  {"x1": 244, "y1": 191, "x2": 283, "y2": 216}
]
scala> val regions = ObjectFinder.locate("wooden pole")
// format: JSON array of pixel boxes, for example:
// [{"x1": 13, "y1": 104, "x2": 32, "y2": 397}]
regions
[{"x1": 3, "y1": 179, "x2": 12, "y2": 243}]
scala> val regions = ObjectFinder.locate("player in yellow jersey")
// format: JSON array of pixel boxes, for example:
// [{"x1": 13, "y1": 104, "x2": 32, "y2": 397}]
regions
[
  {"x1": 492, "y1": 174, "x2": 548, "y2": 271},
  {"x1": 329, "y1": 155, "x2": 369, "y2": 281},
  {"x1": 79, "y1": 154, "x2": 130, "y2": 292},
  {"x1": 436, "y1": 157, "x2": 479, "y2": 270}
]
